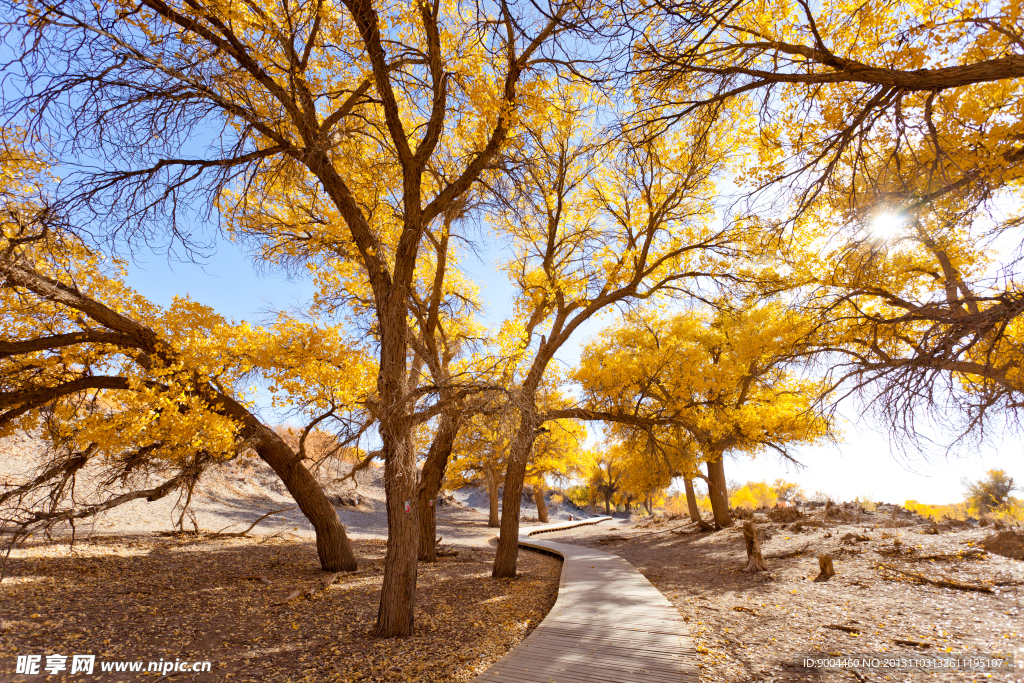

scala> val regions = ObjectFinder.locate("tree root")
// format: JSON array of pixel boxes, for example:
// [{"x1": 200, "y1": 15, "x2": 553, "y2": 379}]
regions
[
  {"x1": 766, "y1": 542, "x2": 811, "y2": 560},
  {"x1": 875, "y1": 562, "x2": 993, "y2": 593},
  {"x1": 904, "y1": 550, "x2": 987, "y2": 562},
  {"x1": 210, "y1": 506, "x2": 296, "y2": 538},
  {"x1": 273, "y1": 570, "x2": 363, "y2": 606}
]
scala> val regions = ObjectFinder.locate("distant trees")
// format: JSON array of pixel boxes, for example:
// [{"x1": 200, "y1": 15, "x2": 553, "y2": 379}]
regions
[
  {"x1": 964, "y1": 469, "x2": 1018, "y2": 517},
  {"x1": 572, "y1": 305, "x2": 834, "y2": 527},
  {"x1": 589, "y1": 448, "x2": 626, "y2": 516},
  {"x1": 526, "y1": 419, "x2": 587, "y2": 523},
  {"x1": 773, "y1": 480, "x2": 806, "y2": 505},
  {"x1": 730, "y1": 482, "x2": 776, "y2": 510},
  {"x1": 448, "y1": 411, "x2": 514, "y2": 528}
]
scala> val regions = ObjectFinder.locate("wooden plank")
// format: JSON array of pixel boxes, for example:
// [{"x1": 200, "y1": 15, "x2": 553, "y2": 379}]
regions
[
  {"x1": 484, "y1": 659, "x2": 686, "y2": 683},
  {"x1": 472, "y1": 518, "x2": 700, "y2": 683},
  {"x1": 495, "y1": 648, "x2": 688, "y2": 674}
]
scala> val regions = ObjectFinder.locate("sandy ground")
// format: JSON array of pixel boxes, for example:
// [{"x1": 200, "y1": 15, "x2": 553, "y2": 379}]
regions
[
  {"x1": 541, "y1": 508, "x2": 1024, "y2": 683},
  {"x1": 0, "y1": 535, "x2": 561, "y2": 683},
  {"x1": 0, "y1": 434, "x2": 567, "y2": 683}
]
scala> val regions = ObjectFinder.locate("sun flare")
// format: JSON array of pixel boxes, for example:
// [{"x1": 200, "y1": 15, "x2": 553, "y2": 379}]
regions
[{"x1": 869, "y1": 213, "x2": 903, "y2": 240}]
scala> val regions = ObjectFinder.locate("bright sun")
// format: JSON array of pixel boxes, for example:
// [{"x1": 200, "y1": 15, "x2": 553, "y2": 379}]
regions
[{"x1": 869, "y1": 213, "x2": 903, "y2": 240}]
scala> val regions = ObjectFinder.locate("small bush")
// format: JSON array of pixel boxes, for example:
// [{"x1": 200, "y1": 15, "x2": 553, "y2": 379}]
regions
[{"x1": 854, "y1": 494, "x2": 877, "y2": 512}]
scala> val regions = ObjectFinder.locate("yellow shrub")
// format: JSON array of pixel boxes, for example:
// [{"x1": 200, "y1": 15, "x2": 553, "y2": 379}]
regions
[
  {"x1": 994, "y1": 498, "x2": 1024, "y2": 523},
  {"x1": 731, "y1": 481, "x2": 777, "y2": 509},
  {"x1": 663, "y1": 494, "x2": 689, "y2": 517},
  {"x1": 664, "y1": 493, "x2": 713, "y2": 517},
  {"x1": 904, "y1": 500, "x2": 971, "y2": 520},
  {"x1": 731, "y1": 487, "x2": 758, "y2": 510}
]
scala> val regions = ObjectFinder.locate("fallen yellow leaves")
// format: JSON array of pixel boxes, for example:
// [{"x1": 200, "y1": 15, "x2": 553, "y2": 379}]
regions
[{"x1": 0, "y1": 535, "x2": 561, "y2": 682}]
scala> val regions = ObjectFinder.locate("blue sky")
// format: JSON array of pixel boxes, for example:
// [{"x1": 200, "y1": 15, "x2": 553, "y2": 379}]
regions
[{"x1": 122, "y1": 234, "x2": 1023, "y2": 507}]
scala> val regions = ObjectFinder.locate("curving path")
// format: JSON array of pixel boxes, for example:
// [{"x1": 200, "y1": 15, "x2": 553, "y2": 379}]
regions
[{"x1": 474, "y1": 517, "x2": 700, "y2": 683}]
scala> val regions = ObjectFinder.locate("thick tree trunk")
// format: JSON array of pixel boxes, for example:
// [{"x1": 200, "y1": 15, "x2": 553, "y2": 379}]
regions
[
  {"x1": 644, "y1": 496, "x2": 653, "y2": 516},
  {"x1": 486, "y1": 471, "x2": 500, "y2": 528},
  {"x1": 373, "y1": 428, "x2": 419, "y2": 637},
  {"x1": 705, "y1": 454, "x2": 733, "y2": 528},
  {"x1": 372, "y1": 293, "x2": 420, "y2": 637},
  {"x1": 534, "y1": 481, "x2": 549, "y2": 523},
  {"x1": 419, "y1": 494, "x2": 437, "y2": 563},
  {"x1": 683, "y1": 477, "x2": 703, "y2": 522},
  {"x1": 253, "y1": 430, "x2": 357, "y2": 572},
  {"x1": 604, "y1": 492, "x2": 612, "y2": 515},
  {"x1": 742, "y1": 521, "x2": 768, "y2": 572},
  {"x1": 418, "y1": 411, "x2": 460, "y2": 562},
  {"x1": 492, "y1": 408, "x2": 538, "y2": 578}
]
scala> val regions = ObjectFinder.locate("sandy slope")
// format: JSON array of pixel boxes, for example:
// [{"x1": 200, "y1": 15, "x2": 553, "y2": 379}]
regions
[{"x1": 0, "y1": 433, "x2": 587, "y2": 548}]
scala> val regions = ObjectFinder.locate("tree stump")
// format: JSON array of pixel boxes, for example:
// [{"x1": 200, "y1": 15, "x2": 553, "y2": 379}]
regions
[
  {"x1": 742, "y1": 521, "x2": 768, "y2": 572},
  {"x1": 815, "y1": 553, "x2": 836, "y2": 582}
]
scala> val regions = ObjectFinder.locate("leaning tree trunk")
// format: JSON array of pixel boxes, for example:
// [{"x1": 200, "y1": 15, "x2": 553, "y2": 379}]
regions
[
  {"x1": 253, "y1": 432, "x2": 358, "y2": 572},
  {"x1": 492, "y1": 406, "x2": 539, "y2": 578},
  {"x1": 1, "y1": 254, "x2": 361, "y2": 573},
  {"x1": 417, "y1": 411, "x2": 460, "y2": 562},
  {"x1": 705, "y1": 454, "x2": 733, "y2": 528},
  {"x1": 683, "y1": 477, "x2": 703, "y2": 523},
  {"x1": 486, "y1": 471, "x2": 501, "y2": 528},
  {"x1": 534, "y1": 481, "x2": 549, "y2": 523},
  {"x1": 644, "y1": 496, "x2": 653, "y2": 516}
]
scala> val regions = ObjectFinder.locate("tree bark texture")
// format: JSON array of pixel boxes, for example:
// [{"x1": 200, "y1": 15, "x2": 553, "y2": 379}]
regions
[
  {"x1": 486, "y1": 471, "x2": 500, "y2": 528},
  {"x1": 417, "y1": 411, "x2": 460, "y2": 562},
  {"x1": 373, "y1": 429, "x2": 419, "y2": 636},
  {"x1": 534, "y1": 481, "x2": 549, "y2": 523},
  {"x1": 418, "y1": 494, "x2": 438, "y2": 564},
  {"x1": 683, "y1": 477, "x2": 703, "y2": 522},
  {"x1": 492, "y1": 405, "x2": 538, "y2": 578},
  {"x1": 372, "y1": 292, "x2": 420, "y2": 637},
  {"x1": 742, "y1": 521, "x2": 768, "y2": 572},
  {"x1": 706, "y1": 454, "x2": 733, "y2": 528}
]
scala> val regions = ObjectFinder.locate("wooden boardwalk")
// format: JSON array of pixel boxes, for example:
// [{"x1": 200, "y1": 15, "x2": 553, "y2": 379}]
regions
[{"x1": 474, "y1": 517, "x2": 700, "y2": 683}]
